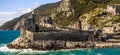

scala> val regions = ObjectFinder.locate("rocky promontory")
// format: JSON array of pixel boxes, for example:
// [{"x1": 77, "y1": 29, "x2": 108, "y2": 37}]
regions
[
  {"x1": 7, "y1": 30, "x2": 120, "y2": 50},
  {"x1": 7, "y1": 0, "x2": 120, "y2": 50},
  {"x1": 7, "y1": 30, "x2": 98, "y2": 50}
]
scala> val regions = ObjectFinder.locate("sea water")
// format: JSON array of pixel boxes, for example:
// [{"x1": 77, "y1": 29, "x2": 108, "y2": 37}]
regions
[{"x1": 0, "y1": 30, "x2": 120, "y2": 55}]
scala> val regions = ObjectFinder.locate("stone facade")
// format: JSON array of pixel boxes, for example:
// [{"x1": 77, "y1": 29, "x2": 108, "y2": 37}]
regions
[
  {"x1": 38, "y1": 16, "x2": 53, "y2": 28},
  {"x1": 8, "y1": 1, "x2": 120, "y2": 50},
  {"x1": 102, "y1": 26, "x2": 114, "y2": 33},
  {"x1": 68, "y1": 20, "x2": 82, "y2": 30},
  {"x1": 102, "y1": 26, "x2": 120, "y2": 34},
  {"x1": 25, "y1": 15, "x2": 36, "y2": 32},
  {"x1": 80, "y1": 14, "x2": 91, "y2": 30},
  {"x1": 8, "y1": 10, "x2": 103, "y2": 50}
]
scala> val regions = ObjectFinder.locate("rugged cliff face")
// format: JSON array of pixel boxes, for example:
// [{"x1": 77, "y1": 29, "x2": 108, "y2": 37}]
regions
[
  {"x1": 1, "y1": 0, "x2": 120, "y2": 30},
  {"x1": 0, "y1": 2, "x2": 60, "y2": 30},
  {"x1": 53, "y1": 0, "x2": 120, "y2": 30},
  {"x1": 53, "y1": 0, "x2": 78, "y2": 26},
  {"x1": 6, "y1": 0, "x2": 120, "y2": 50}
]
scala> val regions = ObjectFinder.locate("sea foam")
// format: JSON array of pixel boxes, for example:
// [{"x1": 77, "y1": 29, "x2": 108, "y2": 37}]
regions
[{"x1": 0, "y1": 44, "x2": 48, "y2": 54}]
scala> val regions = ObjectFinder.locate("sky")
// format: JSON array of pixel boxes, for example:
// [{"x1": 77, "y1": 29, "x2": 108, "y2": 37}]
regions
[{"x1": 0, "y1": 0, "x2": 60, "y2": 26}]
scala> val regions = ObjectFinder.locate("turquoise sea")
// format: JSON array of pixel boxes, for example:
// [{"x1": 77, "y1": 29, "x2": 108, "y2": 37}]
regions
[{"x1": 0, "y1": 30, "x2": 120, "y2": 55}]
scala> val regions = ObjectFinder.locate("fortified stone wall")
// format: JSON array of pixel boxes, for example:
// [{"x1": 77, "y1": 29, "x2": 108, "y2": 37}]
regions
[
  {"x1": 26, "y1": 30, "x2": 34, "y2": 40},
  {"x1": 33, "y1": 31, "x2": 97, "y2": 42}
]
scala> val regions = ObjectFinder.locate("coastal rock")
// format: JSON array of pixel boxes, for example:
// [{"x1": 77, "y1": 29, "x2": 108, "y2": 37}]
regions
[
  {"x1": 7, "y1": 0, "x2": 120, "y2": 50},
  {"x1": 13, "y1": 22, "x2": 20, "y2": 30}
]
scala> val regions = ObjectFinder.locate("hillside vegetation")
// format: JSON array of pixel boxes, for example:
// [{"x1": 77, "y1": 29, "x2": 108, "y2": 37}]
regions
[
  {"x1": 53, "y1": 0, "x2": 120, "y2": 26},
  {"x1": 0, "y1": 0, "x2": 120, "y2": 30},
  {"x1": 0, "y1": 2, "x2": 60, "y2": 30}
]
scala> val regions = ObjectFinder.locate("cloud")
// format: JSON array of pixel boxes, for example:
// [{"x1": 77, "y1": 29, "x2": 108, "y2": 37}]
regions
[
  {"x1": 17, "y1": 2, "x2": 40, "y2": 15},
  {"x1": 0, "y1": 14, "x2": 17, "y2": 26},
  {"x1": 0, "y1": 2, "x2": 40, "y2": 26},
  {"x1": 0, "y1": 12, "x2": 17, "y2": 15},
  {"x1": 0, "y1": 18, "x2": 14, "y2": 26},
  {"x1": 31, "y1": 2, "x2": 40, "y2": 9},
  {"x1": 18, "y1": 8, "x2": 32, "y2": 14},
  {"x1": 0, "y1": 12, "x2": 17, "y2": 26}
]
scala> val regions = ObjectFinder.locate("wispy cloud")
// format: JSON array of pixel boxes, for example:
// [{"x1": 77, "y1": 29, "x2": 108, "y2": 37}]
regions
[
  {"x1": 18, "y1": 8, "x2": 32, "y2": 14},
  {"x1": 31, "y1": 2, "x2": 40, "y2": 9},
  {"x1": 0, "y1": 12, "x2": 17, "y2": 26},
  {"x1": 0, "y1": 12, "x2": 17, "y2": 15},
  {"x1": 0, "y1": 2, "x2": 40, "y2": 26},
  {"x1": 18, "y1": 2, "x2": 40, "y2": 14},
  {"x1": 0, "y1": 18, "x2": 14, "y2": 26}
]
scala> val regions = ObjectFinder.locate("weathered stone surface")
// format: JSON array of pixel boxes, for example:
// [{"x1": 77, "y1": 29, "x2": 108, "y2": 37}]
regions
[
  {"x1": 7, "y1": 0, "x2": 120, "y2": 50},
  {"x1": 7, "y1": 31, "x2": 97, "y2": 50}
]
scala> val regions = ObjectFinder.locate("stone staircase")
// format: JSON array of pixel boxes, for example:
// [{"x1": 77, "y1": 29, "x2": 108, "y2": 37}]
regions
[{"x1": 107, "y1": 32, "x2": 120, "y2": 43}]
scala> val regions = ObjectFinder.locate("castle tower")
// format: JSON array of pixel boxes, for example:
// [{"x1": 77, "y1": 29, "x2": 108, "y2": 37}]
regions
[{"x1": 26, "y1": 11, "x2": 36, "y2": 32}]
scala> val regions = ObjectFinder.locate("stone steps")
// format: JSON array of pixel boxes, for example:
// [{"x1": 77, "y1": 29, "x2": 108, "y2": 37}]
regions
[{"x1": 107, "y1": 39, "x2": 120, "y2": 43}]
